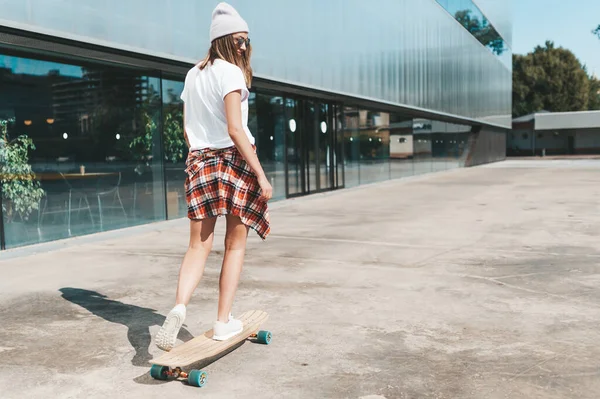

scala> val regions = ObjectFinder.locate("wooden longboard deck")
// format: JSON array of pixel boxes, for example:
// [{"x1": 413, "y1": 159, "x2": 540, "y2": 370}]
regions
[{"x1": 151, "y1": 310, "x2": 268, "y2": 368}]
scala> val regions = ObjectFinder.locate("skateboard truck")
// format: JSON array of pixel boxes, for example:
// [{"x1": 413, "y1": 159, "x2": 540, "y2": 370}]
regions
[
  {"x1": 151, "y1": 365, "x2": 208, "y2": 387},
  {"x1": 167, "y1": 367, "x2": 187, "y2": 379}
]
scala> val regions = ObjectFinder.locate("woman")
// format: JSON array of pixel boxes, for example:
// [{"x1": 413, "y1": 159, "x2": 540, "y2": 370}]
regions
[{"x1": 155, "y1": 2, "x2": 272, "y2": 351}]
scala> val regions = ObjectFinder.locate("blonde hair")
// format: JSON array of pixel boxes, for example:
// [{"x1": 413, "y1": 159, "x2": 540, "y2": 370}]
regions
[{"x1": 199, "y1": 34, "x2": 253, "y2": 88}]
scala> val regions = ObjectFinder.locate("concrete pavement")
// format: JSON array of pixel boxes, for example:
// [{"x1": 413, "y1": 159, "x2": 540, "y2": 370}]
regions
[{"x1": 1, "y1": 160, "x2": 600, "y2": 398}]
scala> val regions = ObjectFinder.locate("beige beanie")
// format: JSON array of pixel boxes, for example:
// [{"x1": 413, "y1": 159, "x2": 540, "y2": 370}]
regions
[{"x1": 210, "y1": 2, "x2": 249, "y2": 42}]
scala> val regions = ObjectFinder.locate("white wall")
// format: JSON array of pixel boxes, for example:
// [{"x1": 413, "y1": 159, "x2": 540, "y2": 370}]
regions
[
  {"x1": 390, "y1": 135, "x2": 413, "y2": 158},
  {"x1": 414, "y1": 137, "x2": 432, "y2": 155}
]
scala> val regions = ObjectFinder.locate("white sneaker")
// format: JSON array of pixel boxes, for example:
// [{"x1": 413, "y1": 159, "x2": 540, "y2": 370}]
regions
[
  {"x1": 212, "y1": 313, "x2": 243, "y2": 341},
  {"x1": 156, "y1": 304, "x2": 186, "y2": 351}
]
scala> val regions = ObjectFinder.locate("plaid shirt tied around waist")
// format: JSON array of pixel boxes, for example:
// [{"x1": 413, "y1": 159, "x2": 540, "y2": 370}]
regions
[{"x1": 184, "y1": 145, "x2": 270, "y2": 240}]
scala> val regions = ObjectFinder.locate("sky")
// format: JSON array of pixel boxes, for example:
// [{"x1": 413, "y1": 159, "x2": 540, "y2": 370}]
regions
[{"x1": 513, "y1": 0, "x2": 600, "y2": 77}]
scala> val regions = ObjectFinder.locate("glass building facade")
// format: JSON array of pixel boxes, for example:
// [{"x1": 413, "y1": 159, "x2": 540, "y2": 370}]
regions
[{"x1": 0, "y1": 0, "x2": 511, "y2": 249}]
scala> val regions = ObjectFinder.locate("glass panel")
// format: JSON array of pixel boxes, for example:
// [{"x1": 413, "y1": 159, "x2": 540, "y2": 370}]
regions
[
  {"x1": 358, "y1": 109, "x2": 390, "y2": 184},
  {"x1": 436, "y1": 0, "x2": 511, "y2": 69},
  {"x1": 341, "y1": 106, "x2": 360, "y2": 188},
  {"x1": 447, "y1": 122, "x2": 472, "y2": 168},
  {"x1": 334, "y1": 105, "x2": 345, "y2": 188},
  {"x1": 254, "y1": 92, "x2": 286, "y2": 201},
  {"x1": 412, "y1": 119, "x2": 433, "y2": 175},
  {"x1": 317, "y1": 103, "x2": 332, "y2": 191},
  {"x1": 304, "y1": 100, "x2": 317, "y2": 193},
  {"x1": 0, "y1": 53, "x2": 165, "y2": 248},
  {"x1": 284, "y1": 98, "x2": 304, "y2": 196},
  {"x1": 389, "y1": 114, "x2": 414, "y2": 179},
  {"x1": 431, "y1": 121, "x2": 448, "y2": 172},
  {"x1": 162, "y1": 78, "x2": 187, "y2": 219}
]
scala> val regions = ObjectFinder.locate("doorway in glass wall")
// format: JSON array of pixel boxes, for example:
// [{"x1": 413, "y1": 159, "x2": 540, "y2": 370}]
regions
[{"x1": 284, "y1": 98, "x2": 342, "y2": 197}]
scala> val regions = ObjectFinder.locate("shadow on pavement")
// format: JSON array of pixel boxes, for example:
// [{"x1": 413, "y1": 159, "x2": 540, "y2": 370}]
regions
[{"x1": 59, "y1": 287, "x2": 194, "y2": 368}]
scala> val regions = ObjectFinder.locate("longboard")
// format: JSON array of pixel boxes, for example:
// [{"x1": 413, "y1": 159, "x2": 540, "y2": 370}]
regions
[{"x1": 149, "y1": 310, "x2": 271, "y2": 387}]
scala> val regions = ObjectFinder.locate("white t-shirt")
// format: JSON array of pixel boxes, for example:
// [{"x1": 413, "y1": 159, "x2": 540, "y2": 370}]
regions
[{"x1": 180, "y1": 59, "x2": 255, "y2": 150}]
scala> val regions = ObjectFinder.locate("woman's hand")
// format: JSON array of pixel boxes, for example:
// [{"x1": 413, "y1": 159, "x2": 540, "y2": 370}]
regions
[{"x1": 257, "y1": 175, "x2": 273, "y2": 202}]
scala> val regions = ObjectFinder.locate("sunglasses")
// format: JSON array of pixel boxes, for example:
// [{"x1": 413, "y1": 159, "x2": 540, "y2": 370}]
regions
[{"x1": 234, "y1": 37, "x2": 251, "y2": 48}]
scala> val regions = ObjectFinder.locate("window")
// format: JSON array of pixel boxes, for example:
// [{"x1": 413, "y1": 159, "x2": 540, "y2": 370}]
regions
[
  {"x1": 162, "y1": 78, "x2": 186, "y2": 219},
  {"x1": 435, "y1": 0, "x2": 511, "y2": 69},
  {"x1": 342, "y1": 106, "x2": 360, "y2": 188},
  {"x1": 357, "y1": 108, "x2": 390, "y2": 184},
  {"x1": 1, "y1": 52, "x2": 166, "y2": 248},
  {"x1": 252, "y1": 92, "x2": 286, "y2": 200}
]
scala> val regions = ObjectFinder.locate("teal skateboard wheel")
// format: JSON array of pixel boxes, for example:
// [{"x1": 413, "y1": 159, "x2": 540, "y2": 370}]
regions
[
  {"x1": 150, "y1": 364, "x2": 169, "y2": 380},
  {"x1": 188, "y1": 370, "x2": 208, "y2": 387},
  {"x1": 256, "y1": 330, "x2": 272, "y2": 345}
]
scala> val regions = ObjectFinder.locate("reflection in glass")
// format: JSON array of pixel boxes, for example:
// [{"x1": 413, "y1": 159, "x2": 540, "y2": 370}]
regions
[
  {"x1": 334, "y1": 106, "x2": 345, "y2": 188},
  {"x1": 436, "y1": 0, "x2": 511, "y2": 68},
  {"x1": 254, "y1": 92, "x2": 286, "y2": 200},
  {"x1": 317, "y1": 103, "x2": 332, "y2": 191},
  {"x1": 280, "y1": 98, "x2": 339, "y2": 196},
  {"x1": 304, "y1": 101, "x2": 318, "y2": 193},
  {"x1": 430, "y1": 121, "x2": 448, "y2": 172},
  {"x1": 389, "y1": 115, "x2": 414, "y2": 179},
  {"x1": 0, "y1": 53, "x2": 165, "y2": 248},
  {"x1": 412, "y1": 119, "x2": 433, "y2": 175},
  {"x1": 446, "y1": 122, "x2": 472, "y2": 168},
  {"x1": 356, "y1": 110, "x2": 390, "y2": 184},
  {"x1": 162, "y1": 78, "x2": 187, "y2": 219},
  {"x1": 284, "y1": 98, "x2": 303, "y2": 195},
  {"x1": 342, "y1": 106, "x2": 360, "y2": 188}
]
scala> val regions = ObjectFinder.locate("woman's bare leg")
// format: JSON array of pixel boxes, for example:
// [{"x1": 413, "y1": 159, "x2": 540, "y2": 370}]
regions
[
  {"x1": 175, "y1": 217, "x2": 218, "y2": 305},
  {"x1": 217, "y1": 215, "x2": 249, "y2": 322},
  {"x1": 156, "y1": 217, "x2": 217, "y2": 350}
]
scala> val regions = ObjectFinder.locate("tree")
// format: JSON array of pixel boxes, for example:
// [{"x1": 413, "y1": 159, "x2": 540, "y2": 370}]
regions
[
  {"x1": 0, "y1": 117, "x2": 45, "y2": 222},
  {"x1": 128, "y1": 88, "x2": 187, "y2": 167},
  {"x1": 594, "y1": 25, "x2": 600, "y2": 39},
  {"x1": 455, "y1": 10, "x2": 506, "y2": 55},
  {"x1": 590, "y1": 75, "x2": 600, "y2": 110},
  {"x1": 162, "y1": 105, "x2": 186, "y2": 164},
  {"x1": 512, "y1": 41, "x2": 595, "y2": 117}
]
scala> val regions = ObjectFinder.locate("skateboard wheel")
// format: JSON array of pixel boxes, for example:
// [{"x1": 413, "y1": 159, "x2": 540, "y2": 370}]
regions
[
  {"x1": 150, "y1": 364, "x2": 169, "y2": 380},
  {"x1": 188, "y1": 370, "x2": 207, "y2": 387},
  {"x1": 256, "y1": 330, "x2": 272, "y2": 345}
]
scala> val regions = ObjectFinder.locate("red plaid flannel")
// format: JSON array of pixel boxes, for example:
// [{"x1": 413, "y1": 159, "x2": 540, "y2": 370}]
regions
[{"x1": 185, "y1": 146, "x2": 270, "y2": 240}]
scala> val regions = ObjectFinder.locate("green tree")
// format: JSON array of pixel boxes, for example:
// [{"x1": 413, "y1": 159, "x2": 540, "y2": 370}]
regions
[
  {"x1": 590, "y1": 75, "x2": 600, "y2": 110},
  {"x1": 128, "y1": 88, "x2": 186, "y2": 165},
  {"x1": 162, "y1": 105, "x2": 186, "y2": 164},
  {"x1": 0, "y1": 117, "x2": 45, "y2": 222},
  {"x1": 594, "y1": 25, "x2": 600, "y2": 39},
  {"x1": 512, "y1": 41, "x2": 593, "y2": 117},
  {"x1": 162, "y1": 89, "x2": 186, "y2": 164},
  {"x1": 455, "y1": 10, "x2": 505, "y2": 55}
]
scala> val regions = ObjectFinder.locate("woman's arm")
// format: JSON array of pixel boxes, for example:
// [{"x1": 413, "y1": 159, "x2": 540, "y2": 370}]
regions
[
  {"x1": 224, "y1": 90, "x2": 272, "y2": 201},
  {"x1": 183, "y1": 108, "x2": 190, "y2": 148}
]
